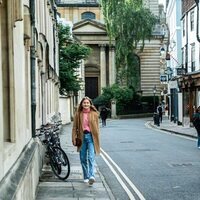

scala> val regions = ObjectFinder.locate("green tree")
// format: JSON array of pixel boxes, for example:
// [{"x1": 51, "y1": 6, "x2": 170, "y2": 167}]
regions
[
  {"x1": 58, "y1": 23, "x2": 91, "y2": 95},
  {"x1": 100, "y1": 0, "x2": 157, "y2": 88},
  {"x1": 93, "y1": 84, "x2": 137, "y2": 114}
]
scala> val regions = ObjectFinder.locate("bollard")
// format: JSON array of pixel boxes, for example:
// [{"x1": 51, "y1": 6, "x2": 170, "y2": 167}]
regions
[{"x1": 153, "y1": 113, "x2": 160, "y2": 126}]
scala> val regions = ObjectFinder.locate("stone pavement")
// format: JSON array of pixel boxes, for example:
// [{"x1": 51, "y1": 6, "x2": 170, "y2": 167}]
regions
[
  {"x1": 148, "y1": 116, "x2": 197, "y2": 139},
  {"x1": 35, "y1": 117, "x2": 197, "y2": 200},
  {"x1": 35, "y1": 123, "x2": 114, "y2": 200}
]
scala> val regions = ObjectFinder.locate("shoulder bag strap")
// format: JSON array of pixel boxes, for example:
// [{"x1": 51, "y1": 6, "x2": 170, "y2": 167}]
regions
[{"x1": 77, "y1": 113, "x2": 80, "y2": 138}]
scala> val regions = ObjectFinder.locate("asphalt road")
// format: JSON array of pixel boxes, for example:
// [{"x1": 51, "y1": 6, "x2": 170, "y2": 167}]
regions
[{"x1": 96, "y1": 118, "x2": 200, "y2": 200}]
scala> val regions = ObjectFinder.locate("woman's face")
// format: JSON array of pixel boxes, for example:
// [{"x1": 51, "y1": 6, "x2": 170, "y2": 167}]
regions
[{"x1": 82, "y1": 99, "x2": 91, "y2": 110}]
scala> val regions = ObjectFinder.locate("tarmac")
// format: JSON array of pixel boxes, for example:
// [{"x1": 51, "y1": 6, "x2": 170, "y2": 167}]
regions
[
  {"x1": 35, "y1": 116, "x2": 198, "y2": 200},
  {"x1": 149, "y1": 115, "x2": 197, "y2": 139}
]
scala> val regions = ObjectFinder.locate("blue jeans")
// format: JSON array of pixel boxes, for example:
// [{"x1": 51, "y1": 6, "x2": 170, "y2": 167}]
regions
[{"x1": 80, "y1": 133, "x2": 95, "y2": 179}]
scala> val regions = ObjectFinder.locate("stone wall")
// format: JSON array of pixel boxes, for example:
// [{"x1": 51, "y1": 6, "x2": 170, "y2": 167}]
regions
[{"x1": 0, "y1": 141, "x2": 44, "y2": 200}]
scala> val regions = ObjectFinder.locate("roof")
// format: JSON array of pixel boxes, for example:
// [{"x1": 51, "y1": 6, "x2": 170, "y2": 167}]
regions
[{"x1": 73, "y1": 19, "x2": 106, "y2": 35}]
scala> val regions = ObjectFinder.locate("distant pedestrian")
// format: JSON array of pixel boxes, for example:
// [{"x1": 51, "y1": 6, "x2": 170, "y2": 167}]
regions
[
  {"x1": 193, "y1": 106, "x2": 200, "y2": 148},
  {"x1": 157, "y1": 103, "x2": 163, "y2": 123},
  {"x1": 100, "y1": 106, "x2": 108, "y2": 127},
  {"x1": 72, "y1": 96, "x2": 100, "y2": 185}
]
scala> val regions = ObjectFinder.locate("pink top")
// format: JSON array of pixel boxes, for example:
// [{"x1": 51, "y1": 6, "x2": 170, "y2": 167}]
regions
[{"x1": 82, "y1": 109, "x2": 91, "y2": 132}]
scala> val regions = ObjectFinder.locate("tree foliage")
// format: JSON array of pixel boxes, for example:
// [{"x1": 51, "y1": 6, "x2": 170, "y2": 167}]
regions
[
  {"x1": 58, "y1": 23, "x2": 91, "y2": 95},
  {"x1": 100, "y1": 0, "x2": 157, "y2": 87},
  {"x1": 93, "y1": 84, "x2": 159, "y2": 114},
  {"x1": 93, "y1": 84, "x2": 136, "y2": 114}
]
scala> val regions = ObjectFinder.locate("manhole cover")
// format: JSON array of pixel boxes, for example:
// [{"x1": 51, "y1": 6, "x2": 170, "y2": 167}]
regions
[
  {"x1": 135, "y1": 148, "x2": 157, "y2": 152},
  {"x1": 169, "y1": 163, "x2": 193, "y2": 167},
  {"x1": 120, "y1": 141, "x2": 134, "y2": 143}
]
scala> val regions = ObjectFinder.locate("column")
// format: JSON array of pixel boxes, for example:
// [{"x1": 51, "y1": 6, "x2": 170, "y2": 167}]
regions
[
  {"x1": 100, "y1": 44, "x2": 106, "y2": 91},
  {"x1": 112, "y1": 46, "x2": 116, "y2": 84},
  {"x1": 109, "y1": 45, "x2": 116, "y2": 85}
]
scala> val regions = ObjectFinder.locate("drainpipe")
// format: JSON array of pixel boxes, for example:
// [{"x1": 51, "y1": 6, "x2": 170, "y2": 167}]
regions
[
  {"x1": 53, "y1": 2, "x2": 57, "y2": 73},
  {"x1": 30, "y1": 0, "x2": 36, "y2": 137},
  {"x1": 185, "y1": 13, "x2": 188, "y2": 72},
  {"x1": 195, "y1": 0, "x2": 200, "y2": 42},
  {"x1": 53, "y1": 2, "x2": 59, "y2": 113}
]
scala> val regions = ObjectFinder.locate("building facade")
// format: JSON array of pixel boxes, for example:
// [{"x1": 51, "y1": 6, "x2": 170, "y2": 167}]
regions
[
  {"x1": 57, "y1": 0, "x2": 168, "y2": 102},
  {"x1": 0, "y1": 0, "x2": 59, "y2": 199},
  {"x1": 166, "y1": 0, "x2": 200, "y2": 126},
  {"x1": 180, "y1": 0, "x2": 200, "y2": 126},
  {"x1": 166, "y1": 0, "x2": 183, "y2": 124}
]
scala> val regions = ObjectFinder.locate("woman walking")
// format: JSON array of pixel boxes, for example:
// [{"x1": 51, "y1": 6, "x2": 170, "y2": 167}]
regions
[{"x1": 72, "y1": 96, "x2": 100, "y2": 185}]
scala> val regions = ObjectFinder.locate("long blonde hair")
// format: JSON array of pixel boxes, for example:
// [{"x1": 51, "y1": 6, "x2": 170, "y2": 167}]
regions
[{"x1": 77, "y1": 96, "x2": 98, "y2": 113}]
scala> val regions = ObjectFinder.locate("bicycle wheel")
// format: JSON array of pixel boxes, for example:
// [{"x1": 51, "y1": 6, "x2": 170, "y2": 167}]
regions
[{"x1": 49, "y1": 146, "x2": 70, "y2": 180}]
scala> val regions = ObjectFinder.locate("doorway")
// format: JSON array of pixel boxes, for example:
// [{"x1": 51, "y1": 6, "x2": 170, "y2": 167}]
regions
[{"x1": 85, "y1": 77, "x2": 98, "y2": 99}]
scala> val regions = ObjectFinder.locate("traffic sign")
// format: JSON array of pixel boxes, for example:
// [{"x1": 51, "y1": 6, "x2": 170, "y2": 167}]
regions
[{"x1": 160, "y1": 75, "x2": 167, "y2": 82}]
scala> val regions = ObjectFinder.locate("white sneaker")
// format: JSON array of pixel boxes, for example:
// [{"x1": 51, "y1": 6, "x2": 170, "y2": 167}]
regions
[
  {"x1": 83, "y1": 179, "x2": 89, "y2": 183},
  {"x1": 89, "y1": 177, "x2": 95, "y2": 185}
]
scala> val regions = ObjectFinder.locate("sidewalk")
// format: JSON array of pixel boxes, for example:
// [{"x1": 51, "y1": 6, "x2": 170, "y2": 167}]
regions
[
  {"x1": 35, "y1": 117, "x2": 197, "y2": 200},
  {"x1": 148, "y1": 116, "x2": 197, "y2": 139},
  {"x1": 35, "y1": 123, "x2": 114, "y2": 200}
]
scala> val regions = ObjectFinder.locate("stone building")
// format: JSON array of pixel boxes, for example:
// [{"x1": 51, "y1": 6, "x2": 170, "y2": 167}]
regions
[
  {"x1": 165, "y1": 0, "x2": 182, "y2": 124},
  {"x1": 166, "y1": 0, "x2": 200, "y2": 126},
  {"x1": 179, "y1": 0, "x2": 200, "y2": 126},
  {"x1": 0, "y1": 0, "x2": 59, "y2": 199},
  {"x1": 57, "y1": 0, "x2": 168, "y2": 102}
]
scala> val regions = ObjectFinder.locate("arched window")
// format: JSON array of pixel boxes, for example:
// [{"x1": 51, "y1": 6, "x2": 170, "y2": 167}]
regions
[{"x1": 81, "y1": 12, "x2": 95, "y2": 20}]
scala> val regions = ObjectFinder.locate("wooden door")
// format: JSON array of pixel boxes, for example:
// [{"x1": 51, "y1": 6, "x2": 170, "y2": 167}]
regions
[{"x1": 85, "y1": 77, "x2": 98, "y2": 99}]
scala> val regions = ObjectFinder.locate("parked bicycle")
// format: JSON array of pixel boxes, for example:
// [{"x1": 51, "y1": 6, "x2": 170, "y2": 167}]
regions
[{"x1": 36, "y1": 123, "x2": 70, "y2": 180}]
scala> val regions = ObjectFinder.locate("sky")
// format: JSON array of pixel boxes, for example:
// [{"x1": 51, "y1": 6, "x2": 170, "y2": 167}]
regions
[
  {"x1": 159, "y1": 0, "x2": 166, "y2": 10},
  {"x1": 159, "y1": 0, "x2": 166, "y2": 5}
]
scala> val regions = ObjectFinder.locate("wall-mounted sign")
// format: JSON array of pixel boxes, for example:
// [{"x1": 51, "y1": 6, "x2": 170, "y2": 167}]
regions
[
  {"x1": 160, "y1": 75, "x2": 167, "y2": 82},
  {"x1": 176, "y1": 68, "x2": 186, "y2": 75}
]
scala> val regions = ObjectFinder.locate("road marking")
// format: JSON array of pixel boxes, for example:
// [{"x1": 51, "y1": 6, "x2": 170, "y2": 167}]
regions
[
  {"x1": 100, "y1": 153, "x2": 136, "y2": 200},
  {"x1": 100, "y1": 148, "x2": 146, "y2": 200}
]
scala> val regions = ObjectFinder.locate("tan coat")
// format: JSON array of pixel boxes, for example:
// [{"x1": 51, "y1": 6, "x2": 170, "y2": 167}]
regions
[{"x1": 72, "y1": 110, "x2": 100, "y2": 154}]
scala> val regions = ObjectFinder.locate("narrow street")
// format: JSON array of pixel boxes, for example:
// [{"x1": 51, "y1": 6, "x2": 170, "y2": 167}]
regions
[
  {"x1": 96, "y1": 118, "x2": 200, "y2": 200},
  {"x1": 2, "y1": 0, "x2": 200, "y2": 200},
  {"x1": 36, "y1": 117, "x2": 200, "y2": 200}
]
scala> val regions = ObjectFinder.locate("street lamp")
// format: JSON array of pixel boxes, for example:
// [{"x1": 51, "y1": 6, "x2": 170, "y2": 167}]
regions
[
  {"x1": 160, "y1": 47, "x2": 165, "y2": 57},
  {"x1": 153, "y1": 85, "x2": 157, "y2": 112}
]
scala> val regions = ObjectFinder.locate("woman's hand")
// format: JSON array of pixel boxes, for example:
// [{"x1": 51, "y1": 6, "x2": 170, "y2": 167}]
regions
[{"x1": 72, "y1": 140, "x2": 76, "y2": 146}]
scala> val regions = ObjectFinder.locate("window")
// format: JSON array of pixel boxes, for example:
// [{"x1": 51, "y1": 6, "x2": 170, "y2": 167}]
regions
[
  {"x1": 81, "y1": 12, "x2": 95, "y2": 20},
  {"x1": 1, "y1": 2, "x2": 11, "y2": 142},
  {"x1": 86, "y1": 0, "x2": 97, "y2": 2},
  {"x1": 190, "y1": 11, "x2": 194, "y2": 31},
  {"x1": 181, "y1": 48, "x2": 184, "y2": 67},
  {"x1": 199, "y1": 45, "x2": 200, "y2": 66},
  {"x1": 183, "y1": 19, "x2": 185, "y2": 37},
  {"x1": 185, "y1": 45, "x2": 188, "y2": 72},
  {"x1": 191, "y1": 44, "x2": 195, "y2": 71}
]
